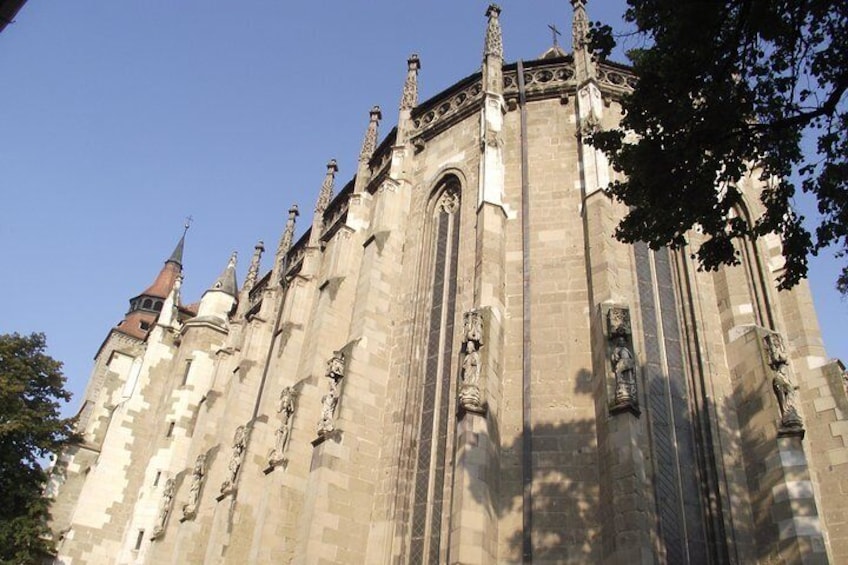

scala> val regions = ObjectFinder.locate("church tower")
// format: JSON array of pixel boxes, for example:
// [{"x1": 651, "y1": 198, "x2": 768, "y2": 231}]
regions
[{"x1": 50, "y1": 3, "x2": 847, "y2": 564}]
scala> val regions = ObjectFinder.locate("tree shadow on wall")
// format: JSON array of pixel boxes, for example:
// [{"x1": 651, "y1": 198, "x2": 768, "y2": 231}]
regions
[{"x1": 458, "y1": 368, "x2": 600, "y2": 563}]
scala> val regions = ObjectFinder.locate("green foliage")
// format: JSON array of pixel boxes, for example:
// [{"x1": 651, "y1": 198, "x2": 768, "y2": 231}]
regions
[
  {"x1": 0, "y1": 333, "x2": 78, "y2": 563},
  {"x1": 588, "y1": 0, "x2": 848, "y2": 291}
]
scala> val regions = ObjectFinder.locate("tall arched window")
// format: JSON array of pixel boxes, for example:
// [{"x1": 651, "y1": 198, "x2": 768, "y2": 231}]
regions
[{"x1": 408, "y1": 178, "x2": 462, "y2": 564}]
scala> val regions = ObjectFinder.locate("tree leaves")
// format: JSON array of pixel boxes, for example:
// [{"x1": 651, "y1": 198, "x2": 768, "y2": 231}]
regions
[
  {"x1": 0, "y1": 333, "x2": 78, "y2": 563},
  {"x1": 588, "y1": 0, "x2": 848, "y2": 291}
]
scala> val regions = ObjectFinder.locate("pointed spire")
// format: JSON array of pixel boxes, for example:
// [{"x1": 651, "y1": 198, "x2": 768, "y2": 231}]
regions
[
  {"x1": 571, "y1": 0, "x2": 596, "y2": 83},
  {"x1": 272, "y1": 205, "x2": 299, "y2": 283},
  {"x1": 400, "y1": 54, "x2": 421, "y2": 111},
  {"x1": 167, "y1": 218, "x2": 191, "y2": 267},
  {"x1": 209, "y1": 251, "x2": 238, "y2": 297},
  {"x1": 244, "y1": 241, "x2": 264, "y2": 292},
  {"x1": 484, "y1": 4, "x2": 503, "y2": 60},
  {"x1": 359, "y1": 106, "x2": 382, "y2": 163},
  {"x1": 314, "y1": 159, "x2": 338, "y2": 215}
]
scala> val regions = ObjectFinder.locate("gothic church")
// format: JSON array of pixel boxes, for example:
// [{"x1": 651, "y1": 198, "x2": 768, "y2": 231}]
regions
[{"x1": 49, "y1": 3, "x2": 848, "y2": 563}]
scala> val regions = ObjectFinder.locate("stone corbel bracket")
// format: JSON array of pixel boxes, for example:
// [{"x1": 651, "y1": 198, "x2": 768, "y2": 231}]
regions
[{"x1": 603, "y1": 304, "x2": 640, "y2": 416}]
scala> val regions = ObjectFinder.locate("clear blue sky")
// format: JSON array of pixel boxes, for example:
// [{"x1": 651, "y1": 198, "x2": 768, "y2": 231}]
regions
[{"x1": 0, "y1": 1, "x2": 844, "y2": 417}]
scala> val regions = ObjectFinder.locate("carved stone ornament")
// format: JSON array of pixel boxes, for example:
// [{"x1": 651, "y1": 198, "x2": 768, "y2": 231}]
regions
[
  {"x1": 459, "y1": 310, "x2": 486, "y2": 415},
  {"x1": 326, "y1": 351, "x2": 345, "y2": 381},
  {"x1": 571, "y1": 0, "x2": 590, "y2": 50},
  {"x1": 773, "y1": 364, "x2": 803, "y2": 431},
  {"x1": 359, "y1": 106, "x2": 382, "y2": 163},
  {"x1": 764, "y1": 332, "x2": 804, "y2": 436},
  {"x1": 463, "y1": 310, "x2": 484, "y2": 348},
  {"x1": 317, "y1": 352, "x2": 345, "y2": 437},
  {"x1": 437, "y1": 188, "x2": 460, "y2": 215},
  {"x1": 400, "y1": 54, "x2": 421, "y2": 111},
  {"x1": 484, "y1": 4, "x2": 503, "y2": 59},
  {"x1": 268, "y1": 386, "x2": 297, "y2": 467},
  {"x1": 764, "y1": 333, "x2": 788, "y2": 368},
  {"x1": 607, "y1": 306, "x2": 631, "y2": 337},
  {"x1": 181, "y1": 453, "x2": 206, "y2": 520},
  {"x1": 220, "y1": 425, "x2": 249, "y2": 495},
  {"x1": 611, "y1": 337, "x2": 637, "y2": 408},
  {"x1": 150, "y1": 478, "x2": 175, "y2": 540},
  {"x1": 606, "y1": 305, "x2": 639, "y2": 416}
]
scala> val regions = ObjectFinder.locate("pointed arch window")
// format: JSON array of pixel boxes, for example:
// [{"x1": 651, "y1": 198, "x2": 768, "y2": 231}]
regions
[{"x1": 409, "y1": 177, "x2": 462, "y2": 564}]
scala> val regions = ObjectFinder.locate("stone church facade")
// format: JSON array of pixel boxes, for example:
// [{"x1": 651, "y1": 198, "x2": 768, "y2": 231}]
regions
[{"x1": 49, "y1": 3, "x2": 848, "y2": 563}]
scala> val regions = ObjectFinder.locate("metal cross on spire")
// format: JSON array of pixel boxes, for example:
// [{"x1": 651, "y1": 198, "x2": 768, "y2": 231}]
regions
[
  {"x1": 548, "y1": 24, "x2": 562, "y2": 47},
  {"x1": 183, "y1": 215, "x2": 193, "y2": 234}
]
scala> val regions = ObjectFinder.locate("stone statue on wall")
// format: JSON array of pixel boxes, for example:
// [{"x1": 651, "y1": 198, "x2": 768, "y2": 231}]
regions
[
  {"x1": 606, "y1": 305, "x2": 639, "y2": 415},
  {"x1": 317, "y1": 351, "x2": 345, "y2": 437},
  {"x1": 150, "y1": 478, "x2": 175, "y2": 539},
  {"x1": 463, "y1": 310, "x2": 484, "y2": 347},
  {"x1": 765, "y1": 333, "x2": 789, "y2": 367},
  {"x1": 268, "y1": 386, "x2": 296, "y2": 466},
  {"x1": 220, "y1": 425, "x2": 248, "y2": 494},
  {"x1": 459, "y1": 309, "x2": 486, "y2": 414},
  {"x1": 326, "y1": 351, "x2": 345, "y2": 381},
  {"x1": 773, "y1": 364, "x2": 802, "y2": 428},
  {"x1": 765, "y1": 331, "x2": 804, "y2": 435},
  {"x1": 611, "y1": 337, "x2": 636, "y2": 405},
  {"x1": 182, "y1": 454, "x2": 206, "y2": 520}
]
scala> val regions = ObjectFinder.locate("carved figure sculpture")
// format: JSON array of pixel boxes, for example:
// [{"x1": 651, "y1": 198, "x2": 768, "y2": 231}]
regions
[
  {"x1": 317, "y1": 385, "x2": 339, "y2": 436},
  {"x1": 765, "y1": 333, "x2": 788, "y2": 367},
  {"x1": 182, "y1": 453, "x2": 206, "y2": 519},
  {"x1": 611, "y1": 337, "x2": 637, "y2": 405},
  {"x1": 462, "y1": 342, "x2": 481, "y2": 387},
  {"x1": 459, "y1": 309, "x2": 486, "y2": 413},
  {"x1": 220, "y1": 425, "x2": 248, "y2": 494},
  {"x1": 463, "y1": 310, "x2": 484, "y2": 347},
  {"x1": 151, "y1": 478, "x2": 175, "y2": 539},
  {"x1": 326, "y1": 351, "x2": 345, "y2": 380},
  {"x1": 268, "y1": 387, "x2": 296, "y2": 465},
  {"x1": 773, "y1": 364, "x2": 803, "y2": 429},
  {"x1": 317, "y1": 351, "x2": 345, "y2": 437}
]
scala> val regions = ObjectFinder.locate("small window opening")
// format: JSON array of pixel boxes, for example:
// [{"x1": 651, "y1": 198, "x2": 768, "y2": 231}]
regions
[
  {"x1": 142, "y1": 298, "x2": 153, "y2": 309},
  {"x1": 140, "y1": 321, "x2": 151, "y2": 331},
  {"x1": 166, "y1": 422, "x2": 175, "y2": 438},
  {"x1": 181, "y1": 360, "x2": 193, "y2": 386},
  {"x1": 134, "y1": 530, "x2": 144, "y2": 550},
  {"x1": 153, "y1": 471, "x2": 161, "y2": 486}
]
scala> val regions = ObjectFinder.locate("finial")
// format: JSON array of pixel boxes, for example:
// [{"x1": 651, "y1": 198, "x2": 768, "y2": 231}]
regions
[
  {"x1": 279, "y1": 205, "x2": 299, "y2": 257},
  {"x1": 271, "y1": 204, "x2": 299, "y2": 284},
  {"x1": 227, "y1": 251, "x2": 237, "y2": 270},
  {"x1": 184, "y1": 215, "x2": 193, "y2": 234},
  {"x1": 484, "y1": 4, "x2": 503, "y2": 60},
  {"x1": 314, "y1": 160, "x2": 338, "y2": 214},
  {"x1": 571, "y1": 0, "x2": 590, "y2": 51},
  {"x1": 571, "y1": 0, "x2": 595, "y2": 82},
  {"x1": 400, "y1": 54, "x2": 421, "y2": 111},
  {"x1": 359, "y1": 106, "x2": 382, "y2": 163},
  {"x1": 243, "y1": 241, "x2": 264, "y2": 292}
]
